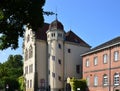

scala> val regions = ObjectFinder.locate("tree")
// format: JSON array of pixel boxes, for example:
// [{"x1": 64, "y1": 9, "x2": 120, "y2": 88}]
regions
[
  {"x1": 0, "y1": 0, "x2": 46, "y2": 50},
  {"x1": 67, "y1": 77, "x2": 87, "y2": 91},
  {"x1": 0, "y1": 54, "x2": 23, "y2": 90},
  {"x1": 18, "y1": 76, "x2": 25, "y2": 91}
]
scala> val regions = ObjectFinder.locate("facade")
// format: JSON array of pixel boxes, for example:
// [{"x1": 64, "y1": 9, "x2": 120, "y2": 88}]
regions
[
  {"x1": 82, "y1": 36, "x2": 120, "y2": 91},
  {"x1": 23, "y1": 19, "x2": 90, "y2": 91}
]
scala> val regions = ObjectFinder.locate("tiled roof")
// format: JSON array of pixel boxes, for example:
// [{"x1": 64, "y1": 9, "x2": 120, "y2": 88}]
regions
[
  {"x1": 35, "y1": 23, "x2": 90, "y2": 48},
  {"x1": 35, "y1": 23, "x2": 49, "y2": 40},
  {"x1": 82, "y1": 36, "x2": 120, "y2": 55},
  {"x1": 49, "y1": 19, "x2": 64, "y2": 30},
  {"x1": 92, "y1": 36, "x2": 120, "y2": 50},
  {"x1": 65, "y1": 30, "x2": 90, "y2": 47}
]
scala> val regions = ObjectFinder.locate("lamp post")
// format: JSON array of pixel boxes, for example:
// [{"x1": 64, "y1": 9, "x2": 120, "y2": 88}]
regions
[
  {"x1": 77, "y1": 88, "x2": 80, "y2": 91},
  {"x1": 6, "y1": 84, "x2": 9, "y2": 91}
]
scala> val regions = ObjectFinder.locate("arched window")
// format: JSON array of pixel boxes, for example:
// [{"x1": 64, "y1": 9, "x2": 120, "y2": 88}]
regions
[
  {"x1": 25, "y1": 49, "x2": 28, "y2": 60},
  {"x1": 29, "y1": 45, "x2": 33, "y2": 58},
  {"x1": 114, "y1": 73, "x2": 119, "y2": 86},
  {"x1": 94, "y1": 75, "x2": 98, "y2": 86},
  {"x1": 103, "y1": 74, "x2": 108, "y2": 86}
]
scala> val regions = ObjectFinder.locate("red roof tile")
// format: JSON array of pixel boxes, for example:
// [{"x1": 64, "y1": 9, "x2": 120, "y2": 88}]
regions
[
  {"x1": 35, "y1": 23, "x2": 49, "y2": 40},
  {"x1": 65, "y1": 30, "x2": 90, "y2": 47},
  {"x1": 35, "y1": 23, "x2": 90, "y2": 48}
]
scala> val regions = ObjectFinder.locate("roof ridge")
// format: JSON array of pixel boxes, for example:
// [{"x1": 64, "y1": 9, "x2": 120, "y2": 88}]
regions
[{"x1": 91, "y1": 36, "x2": 120, "y2": 51}]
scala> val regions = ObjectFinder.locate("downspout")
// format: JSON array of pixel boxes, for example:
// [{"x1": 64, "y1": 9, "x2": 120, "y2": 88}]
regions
[{"x1": 108, "y1": 47, "x2": 111, "y2": 91}]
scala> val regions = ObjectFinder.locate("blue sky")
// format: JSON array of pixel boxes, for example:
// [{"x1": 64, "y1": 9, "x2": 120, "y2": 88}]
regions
[{"x1": 0, "y1": 0, "x2": 120, "y2": 63}]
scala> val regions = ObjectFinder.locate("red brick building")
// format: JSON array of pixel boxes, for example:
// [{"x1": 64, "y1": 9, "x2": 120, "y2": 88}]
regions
[{"x1": 82, "y1": 36, "x2": 120, "y2": 91}]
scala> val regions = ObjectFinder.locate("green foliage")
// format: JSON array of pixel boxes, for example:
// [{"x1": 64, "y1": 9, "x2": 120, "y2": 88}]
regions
[
  {"x1": 3, "y1": 76, "x2": 19, "y2": 91},
  {"x1": 0, "y1": 10, "x2": 4, "y2": 20},
  {"x1": 69, "y1": 78, "x2": 87, "y2": 91},
  {"x1": 0, "y1": 0, "x2": 45, "y2": 50},
  {"x1": 18, "y1": 76, "x2": 25, "y2": 91},
  {"x1": 0, "y1": 54, "x2": 23, "y2": 90}
]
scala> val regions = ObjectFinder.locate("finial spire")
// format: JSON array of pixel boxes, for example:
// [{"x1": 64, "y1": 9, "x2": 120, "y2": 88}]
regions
[{"x1": 55, "y1": 7, "x2": 58, "y2": 20}]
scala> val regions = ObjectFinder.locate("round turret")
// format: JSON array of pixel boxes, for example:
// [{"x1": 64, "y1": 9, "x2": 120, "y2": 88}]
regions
[{"x1": 49, "y1": 19, "x2": 64, "y2": 30}]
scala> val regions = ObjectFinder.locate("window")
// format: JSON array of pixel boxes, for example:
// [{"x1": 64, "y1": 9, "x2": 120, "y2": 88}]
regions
[
  {"x1": 114, "y1": 73, "x2": 119, "y2": 86},
  {"x1": 29, "y1": 45, "x2": 33, "y2": 58},
  {"x1": 94, "y1": 75, "x2": 98, "y2": 86},
  {"x1": 114, "y1": 51, "x2": 119, "y2": 61},
  {"x1": 52, "y1": 72, "x2": 55, "y2": 78},
  {"x1": 103, "y1": 54, "x2": 108, "y2": 63},
  {"x1": 86, "y1": 76, "x2": 90, "y2": 86},
  {"x1": 58, "y1": 89, "x2": 61, "y2": 91},
  {"x1": 68, "y1": 49, "x2": 71, "y2": 53},
  {"x1": 25, "y1": 49, "x2": 28, "y2": 60},
  {"x1": 52, "y1": 56, "x2": 55, "y2": 61},
  {"x1": 51, "y1": 33, "x2": 53, "y2": 37},
  {"x1": 58, "y1": 43, "x2": 61, "y2": 49},
  {"x1": 49, "y1": 70, "x2": 50, "y2": 75},
  {"x1": 103, "y1": 74, "x2": 108, "y2": 86},
  {"x1": 86, "y1": 59, "x2": 89, "y2": 67},
  {"x1": 27, "y1": 80, "x2": 29, "y2": 88},
  {"x1": 94, "y1": 57, "x2": 98, "y2": 65},
  {"x1": 53, "y1": 33, "x2": 55, "y2": 37},
  {"x1": 29, "y1": 64, "x2": 33, "y2": 73},
  {"x1": 25, "y1": 66, "x2": 28, "y2": 74},
  {"x1": 30, "y1": 80, "x2": 32, "y2": 88},
  {"x1": 58, "y1": 59, "x2": 61, "y2": 64},
  {"x1": 58, "y1": 76, "x2": 61, "y2": 81},
  {"x1": 40, "y1": 79, "x2": 45, "y2": 87},
  {"x1": 51, "y1": 33, "x2": 55, "y2": 37},
  {"x1": 76, "y1": 65, "x2": 80, "y2": 74}
]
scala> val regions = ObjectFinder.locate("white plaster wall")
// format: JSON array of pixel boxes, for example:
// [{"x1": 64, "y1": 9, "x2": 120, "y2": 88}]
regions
[
  {"x1": 36, "y1": 40, "x2": 48, "y2": 88},
  {"x1": 48, "y1": 40, "x2": 64, "y2": 89},
  {"x1": 64, "y1": 42, "x2": 90, "y2": 79}
]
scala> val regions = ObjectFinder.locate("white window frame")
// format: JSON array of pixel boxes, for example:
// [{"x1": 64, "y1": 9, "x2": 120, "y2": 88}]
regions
[
  {"x1": 94, "y1": 57, "x2": 98, "y2": 66},
  {"x1": 103, "y1": 54, "x2": 108, "y2": 64},
  {"x1": 103, "y1": 74, "x2": 108, "y2": 86},
  {"x1": 94, "y1": 75, "x2": 98, "y2": 86},
  {"x1": 86, "y1": 59, "x2": 89, "y2": 67},
  {"x1": 30, "y1": 80, "x2": 32, "y2": 88},
  {"x1": 114, "y1": 73, "x2": 119, "y2": 86},
  {"x1": 114, "y1": 51, "x2": 119, "y2": 61}
]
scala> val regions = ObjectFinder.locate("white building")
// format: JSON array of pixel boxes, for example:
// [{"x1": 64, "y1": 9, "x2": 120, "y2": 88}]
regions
[{"x1": 23, "y1": 19, "x2": 90, "y2": 91}]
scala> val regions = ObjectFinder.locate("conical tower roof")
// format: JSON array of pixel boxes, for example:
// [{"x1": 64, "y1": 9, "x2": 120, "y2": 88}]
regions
[{"x1": 49, "y1": 19, "x2": 64, "y2": 30}]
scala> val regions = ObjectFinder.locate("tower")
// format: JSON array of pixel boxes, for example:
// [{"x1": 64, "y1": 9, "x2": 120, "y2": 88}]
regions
[{"x1": 46, "y1": 19, "x2": 65, "y2": 91}]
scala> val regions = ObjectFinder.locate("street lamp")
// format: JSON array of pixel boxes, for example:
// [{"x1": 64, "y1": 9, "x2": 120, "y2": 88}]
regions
[
  {"x1": 6, "y1": 84, "x2": 9, "y2": 91},
  {"x1": 77, "y1": 88, "x2": 80, "y2": 91}
]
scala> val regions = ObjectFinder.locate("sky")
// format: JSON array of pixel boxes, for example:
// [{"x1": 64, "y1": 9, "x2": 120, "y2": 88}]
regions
[{"x1": 0, "y1": 0, "x2": 120, "y2": 63}]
